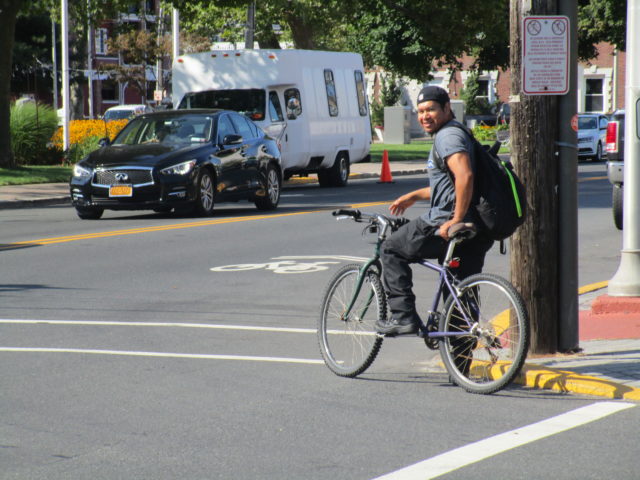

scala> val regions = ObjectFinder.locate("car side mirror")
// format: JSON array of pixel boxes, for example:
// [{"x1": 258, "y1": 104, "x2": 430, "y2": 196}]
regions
[
  {"x1": 98, "y1": 137, "x2": 111, "y2": 147},
  {"x1": 223, "y1": 134, "x2": 243, "y2": 145}
]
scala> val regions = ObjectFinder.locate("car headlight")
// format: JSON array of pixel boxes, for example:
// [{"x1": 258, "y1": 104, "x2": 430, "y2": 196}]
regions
[
  {"x1": 72, "y1": 164, "x2": 92, "y2": 178},
  {"x1": 160, "y1": 160, "x2": 196, "y2": 176},
  {"x1": 579, "y1": 136, "x2": 593, "y2": 143}
]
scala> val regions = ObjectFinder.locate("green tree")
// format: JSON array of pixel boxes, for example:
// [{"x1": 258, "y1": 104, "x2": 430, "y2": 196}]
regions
[
  {"x1": 578, "y1": 0, "x2": 626, "y2": 60},
  {"x1": 459, "y1": 71, "x2": 493, "y2": 116}
]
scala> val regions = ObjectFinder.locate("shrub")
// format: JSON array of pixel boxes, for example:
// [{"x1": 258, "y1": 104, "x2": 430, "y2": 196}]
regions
[
  {"x1": 471, "y1": 123, "x2": 508, "y2": 141},
  {"x1": 66, "y1": 136, "x2": 103, "y2": 165},
  {"x1": 10, "y1": 102, "x2": 60, "y2": 165}
]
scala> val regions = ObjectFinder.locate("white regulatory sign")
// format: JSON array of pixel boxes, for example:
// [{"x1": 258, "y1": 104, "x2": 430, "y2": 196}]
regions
[{"x1": 522, "y1": 16, "x2": 569, "y2": 95}]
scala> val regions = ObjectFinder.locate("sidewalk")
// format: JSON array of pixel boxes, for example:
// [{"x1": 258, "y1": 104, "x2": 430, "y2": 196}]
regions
[{"x1": 2, "y1": 160, "x2": 640, "y2": 401}]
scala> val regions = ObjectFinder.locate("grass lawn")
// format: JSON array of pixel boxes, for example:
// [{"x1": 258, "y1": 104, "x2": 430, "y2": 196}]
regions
[
  {"x1": 370, "y1": 138, "x2": 509, "y2": 163},
  {"x1": 369, "y1": 141, "x2": 432, "y2": 163},
  {"x1": 0, "y1": 165, "x2": 72, "y2": 186}
]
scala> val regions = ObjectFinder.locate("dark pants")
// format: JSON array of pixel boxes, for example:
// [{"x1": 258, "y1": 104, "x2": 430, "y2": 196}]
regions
[{"x1": 380, "y1": 217, "x2": 493, "y2": 323}]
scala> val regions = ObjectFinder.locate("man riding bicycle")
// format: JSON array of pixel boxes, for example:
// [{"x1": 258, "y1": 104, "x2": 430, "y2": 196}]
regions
[{"x1": 378, "y1": 86, "x2": 493, "y2": 336}]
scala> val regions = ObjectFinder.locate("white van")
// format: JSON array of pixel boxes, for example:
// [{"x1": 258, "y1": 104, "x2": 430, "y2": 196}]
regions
[{"x1": 172, "y1": 49, "x2": 371, "y2": 186}]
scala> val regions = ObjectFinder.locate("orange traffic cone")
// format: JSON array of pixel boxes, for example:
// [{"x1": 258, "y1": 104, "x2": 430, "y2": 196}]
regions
[{"x1": 378, "y1": 149, "x2": 394, "y2": 183}]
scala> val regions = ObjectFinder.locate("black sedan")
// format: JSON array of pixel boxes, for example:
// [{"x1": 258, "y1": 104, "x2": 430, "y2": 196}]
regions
[{"x1": 70, "y1": 109, "x2": 282, "y2": 219}]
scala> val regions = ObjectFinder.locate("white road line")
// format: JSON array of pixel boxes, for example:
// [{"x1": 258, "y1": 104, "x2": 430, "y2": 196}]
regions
[
  {"x1": 272, "y1": 255, "x2": 368, "y2": 262},
  {"x1": 371, "y1": 401, "x2": 636, "y2": 480},
  {"x1": 0, "y1": 319, "x2": 374, "y2": 336},
  {"x1": 0, "y1": 347, "x2": 325, "y2": 365},
  {"x1": 0, "y1": 318, "x2": 316, "y2": 334}
]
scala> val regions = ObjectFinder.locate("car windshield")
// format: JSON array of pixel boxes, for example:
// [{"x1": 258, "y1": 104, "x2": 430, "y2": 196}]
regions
[
  {"x1": 104, "y1": 109, "x2": 136, "y2": 121},
  {"x1": 178, "y1": 89, "x2": 266, "y2": 121},
  {"x1": 112, "y1": 115, "x2": 213, "y2": 146},
  {"x1": 578, "y1": 116, "x2": 597, "y2": 130}
]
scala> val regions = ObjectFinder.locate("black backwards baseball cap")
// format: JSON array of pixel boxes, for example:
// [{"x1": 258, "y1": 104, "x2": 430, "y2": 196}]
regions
[{"x1": 416, "y1": 86, "x2": 450, "y2": 107}]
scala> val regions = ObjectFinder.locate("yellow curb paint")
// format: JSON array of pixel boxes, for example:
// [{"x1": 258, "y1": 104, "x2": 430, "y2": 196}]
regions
[
  {"x1": 578, "y1": 280, "x2": 608, "y2": 295},
  {"x1": 517, "y1": 364, "x2": 640, "y2": 401}
]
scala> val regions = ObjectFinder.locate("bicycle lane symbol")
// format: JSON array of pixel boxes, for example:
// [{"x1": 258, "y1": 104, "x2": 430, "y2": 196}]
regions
[{"x1": 210, "y1": 255, "x2": 367, "y2": 274}]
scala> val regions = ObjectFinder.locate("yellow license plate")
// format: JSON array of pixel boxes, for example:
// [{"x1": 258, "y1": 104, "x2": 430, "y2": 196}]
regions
[{"x1": 109, "y1": 185, "x2": 133, "y2": 197}]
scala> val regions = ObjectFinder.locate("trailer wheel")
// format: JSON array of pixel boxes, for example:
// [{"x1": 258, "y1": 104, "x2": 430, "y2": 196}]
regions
[{"x1": 318, "y1": 152, "x2": 349, "y2": 187}]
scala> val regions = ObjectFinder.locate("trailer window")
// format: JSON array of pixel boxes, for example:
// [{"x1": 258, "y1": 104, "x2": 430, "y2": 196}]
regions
[
  {"x1": 178, "y1": 89, "x2": 266, "y2": 121},
  {"x1": 268, "y1": 91, "x2": 284, "y2": 122},
  {"x1": 284, "y1": 88, "x2": 302, "y2": 119},
  {"x1": 354, "y1": 71, "x2": 368, "y2": 116},
  {"x1": 324, "y1": 69, "x2": 339, "y2": 117}
]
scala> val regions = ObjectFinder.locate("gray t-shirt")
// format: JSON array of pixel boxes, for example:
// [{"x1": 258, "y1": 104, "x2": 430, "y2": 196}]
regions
[{"x1": 421, "y1": 120, "x2": 476, "y2": 227}]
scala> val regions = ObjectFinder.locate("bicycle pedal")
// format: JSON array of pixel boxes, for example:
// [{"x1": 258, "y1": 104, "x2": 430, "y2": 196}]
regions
[{"x1": 424, "y1": 337, "x2": 439, "y2": 350}]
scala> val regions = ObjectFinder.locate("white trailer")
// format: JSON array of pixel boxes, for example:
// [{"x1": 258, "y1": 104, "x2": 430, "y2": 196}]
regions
[{"x1": 172, "y1": 49, "x2": 371, "y2": 186}]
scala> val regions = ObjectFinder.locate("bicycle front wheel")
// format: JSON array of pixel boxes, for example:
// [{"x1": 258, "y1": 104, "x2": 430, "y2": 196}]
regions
[
  {"x1": 439, "y1": 273, "x2": 529, "y2": 394},
  {"x1": 318, "y1": 264, "x2": 385, "y2": 377}
]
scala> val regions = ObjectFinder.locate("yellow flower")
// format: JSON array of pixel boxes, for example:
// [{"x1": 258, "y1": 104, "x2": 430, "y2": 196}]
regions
[{"x1": 51, "y1": 119, "x2": 128, "y2": 149}]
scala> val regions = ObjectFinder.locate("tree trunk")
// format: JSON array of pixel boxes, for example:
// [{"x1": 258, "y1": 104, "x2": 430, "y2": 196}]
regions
[
  {"x1": 0, "y1": 0, "x2": 24, "y2": 168},
  {"x1": 282, "y1": 10, "x2": 315, "y2": 49},
  {"x1": 509, "y1": 0, "x2": 559, "y2": 353}
]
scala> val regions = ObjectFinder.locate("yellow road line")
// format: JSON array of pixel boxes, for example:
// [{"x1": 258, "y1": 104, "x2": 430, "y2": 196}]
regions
[
  {"x1": 578, "y1": 175, "x2": 608, "y2": 182},
  {"x1": 1, "y1": 201, "x2": 392, "y2": 248}
]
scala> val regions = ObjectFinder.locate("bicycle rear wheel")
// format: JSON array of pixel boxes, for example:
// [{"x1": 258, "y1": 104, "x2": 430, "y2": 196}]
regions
[
  {"x1": 439, "y1": 273, "x2": 529, "y2": 394},
  {"x1": 318, "y1": 264, "x2": 385, "y2": 377}
]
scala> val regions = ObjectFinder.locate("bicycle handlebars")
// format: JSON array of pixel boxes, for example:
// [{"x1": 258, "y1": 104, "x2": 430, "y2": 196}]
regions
[{"x1": 332, "y1": 209, "x2": 477, "y2": 242}]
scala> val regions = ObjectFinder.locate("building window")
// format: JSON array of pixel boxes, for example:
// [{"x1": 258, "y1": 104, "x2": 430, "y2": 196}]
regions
[
  {"x1": 354, "y1": 71, "x2": 367, "y2": 116},
  {"x1": 101, "y1": 79, "x2": 118, "y2": 101},
  {"x1": 476, "y1": 79, "x2": 489, "y2": 100},
  {"x1": 95, "y1": 28, "x2": 108, "y2": 55},
  {"x1": 324, "y1": 69, "x2": 338, "y2": 117},
  {"x1": 585, "y1": 78, "x2": 604, "y2": 112}
]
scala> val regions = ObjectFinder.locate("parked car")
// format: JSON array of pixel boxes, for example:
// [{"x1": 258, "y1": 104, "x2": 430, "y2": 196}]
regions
[
  {"x1": 70, "y1": 109, "x2": 282, "y2": 219},
  {"x1": 606, "y1": 109, "x2": 625, "y2": 230},
  {"x1": 577, "y1": 113, "x2": 608, "y2": 162},
  {"x1": 103, "y1": 104, "x2": 153, "y2": 122}
]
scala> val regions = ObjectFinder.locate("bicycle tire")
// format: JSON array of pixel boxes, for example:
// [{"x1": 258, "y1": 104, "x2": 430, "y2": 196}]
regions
[
  {"x1": 439, "y1": 273, "x2": 529, "y2": 394},
  {"x1": 318, "y1": 264, "x2": 385, "y2": 377}
]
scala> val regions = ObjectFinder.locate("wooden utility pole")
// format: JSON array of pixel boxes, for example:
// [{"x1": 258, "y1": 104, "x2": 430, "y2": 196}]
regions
[{"x1": 509, "y1": 0, "x2": 559, "y2": 353}]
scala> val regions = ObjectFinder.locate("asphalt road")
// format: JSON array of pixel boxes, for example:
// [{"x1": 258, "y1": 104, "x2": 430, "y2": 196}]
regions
[{"x1": 1, "y1": 163, "x2": 638, "y2": 479}]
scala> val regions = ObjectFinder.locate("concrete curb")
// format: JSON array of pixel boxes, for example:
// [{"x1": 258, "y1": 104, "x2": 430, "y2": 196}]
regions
[
  {"x1": 0, "y1": 196, "x2": 70, "y2": 209},
  {"x1": 516, "y1": 363, "x2": 640, "y2": 401}
]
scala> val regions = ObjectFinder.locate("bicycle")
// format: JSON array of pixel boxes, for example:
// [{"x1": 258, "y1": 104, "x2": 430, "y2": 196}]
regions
[{"x1": 317, "y1": 209, "x2": 529, "y2": 394}]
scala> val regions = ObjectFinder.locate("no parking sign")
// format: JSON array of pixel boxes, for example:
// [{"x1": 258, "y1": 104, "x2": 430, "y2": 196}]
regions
[{"x1": 522, "y1": 16, "x2": 570, "y2": 95}]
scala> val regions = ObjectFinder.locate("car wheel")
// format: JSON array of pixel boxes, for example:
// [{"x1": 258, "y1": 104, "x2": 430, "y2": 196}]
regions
[
  {"x1": 195, "y1": 170, "x2": 215, "y2": 216},
  {"x1": 318, "y1": 153, "x2": 349, "y2": 187},
  {"x1": 593, "y1": 142, "x2": 602, "y2": 162},
  {"x1": 75, "y1": 206, "x2": 104, "y2": 220},
  {"x1": 613, "y1": 184, "x2": 623, "y2": 230},
  {"x1": 255, "y1": 164, "x2": 281, "y2": 211}
]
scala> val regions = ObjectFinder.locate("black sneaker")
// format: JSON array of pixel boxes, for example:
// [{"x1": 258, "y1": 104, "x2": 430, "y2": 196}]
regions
[{"x1": 375, "y1": 317, "x2": 418, "y2": 337}]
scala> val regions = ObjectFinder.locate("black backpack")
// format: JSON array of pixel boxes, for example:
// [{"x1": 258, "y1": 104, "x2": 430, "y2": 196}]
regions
[{"x1": 433, "y1": 124, "x2": 526, "y2": 242}]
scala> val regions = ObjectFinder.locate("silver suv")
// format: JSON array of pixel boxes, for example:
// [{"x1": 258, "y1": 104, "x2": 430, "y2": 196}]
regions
[
  {"x1": 606, "y1": 110, "x2": 625, "y2": 230},
  {"x1": 578, "y1": 113, "x2": 608, "y2": 162}
]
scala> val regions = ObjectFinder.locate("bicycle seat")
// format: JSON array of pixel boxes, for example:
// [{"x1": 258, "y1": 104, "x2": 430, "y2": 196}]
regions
[{"x1": 448, "y1": 222, "x2": 477, "y2": 240}]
